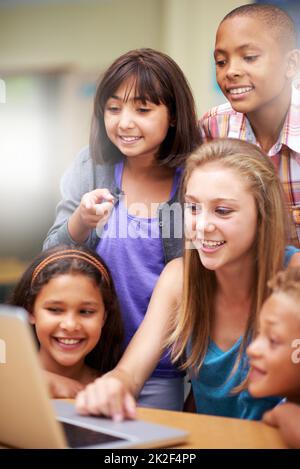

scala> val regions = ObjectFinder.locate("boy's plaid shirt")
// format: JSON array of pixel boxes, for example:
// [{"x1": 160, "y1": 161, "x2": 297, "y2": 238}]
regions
[{"x1": 199, "y1": 81, "x2": 300, "y2": 248}]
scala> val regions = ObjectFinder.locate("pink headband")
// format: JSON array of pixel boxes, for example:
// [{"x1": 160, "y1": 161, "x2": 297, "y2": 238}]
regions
[{"x1": 31, "y1": 250, "x2": 110, "y2": 287}]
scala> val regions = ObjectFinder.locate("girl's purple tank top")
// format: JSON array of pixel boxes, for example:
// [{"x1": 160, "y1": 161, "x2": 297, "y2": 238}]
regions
[{"x1": 96, "y1": 162, "x2": 182, "y2": 378}]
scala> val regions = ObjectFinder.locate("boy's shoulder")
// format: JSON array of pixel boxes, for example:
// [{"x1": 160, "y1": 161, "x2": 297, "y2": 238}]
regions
[{"x1": 199, "y1": 102, "x2": 244, "y2": 139}]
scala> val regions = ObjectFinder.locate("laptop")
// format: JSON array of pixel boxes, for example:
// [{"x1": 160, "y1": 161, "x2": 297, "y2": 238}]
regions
[{"x1": 0, "y1": 306, "x2": 188, "y2": 449}]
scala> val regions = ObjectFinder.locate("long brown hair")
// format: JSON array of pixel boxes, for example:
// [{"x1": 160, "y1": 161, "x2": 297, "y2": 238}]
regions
[
  {"x1": 90, "y1": 48, "x2": 201, "y2": 167},
  {"x1": 169, "y1": 138, "x2": 288, "y2": 373}
]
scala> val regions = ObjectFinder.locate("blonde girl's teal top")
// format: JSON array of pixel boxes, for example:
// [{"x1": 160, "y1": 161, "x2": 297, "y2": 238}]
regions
[
  {"x1": 189, "y1": 338, "x2": 281, "y2": 420},
  {"x1": 188, "y1": 248, "x2": 297, "y2": 419}
]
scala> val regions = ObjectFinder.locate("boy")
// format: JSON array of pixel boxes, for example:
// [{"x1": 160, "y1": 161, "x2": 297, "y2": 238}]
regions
[
  {"x1": 247, "y1": 267, "x2": 300, "y2": 448},
  {"x1": 199, "y1": 4, "x2": 300, "y2": 247}
]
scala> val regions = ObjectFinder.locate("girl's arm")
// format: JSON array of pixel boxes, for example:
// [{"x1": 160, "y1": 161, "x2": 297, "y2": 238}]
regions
[
  {"x1": 43, "y1": 371, "x2": 84, "y2": 398},
  {"x1": 75, "y1": 258, "x2": 183, "y2": 420},
  {"x1": 43, "y1": 148, "x2": 114, "y2": 249},
  {"x1": 43, "y1": 148, "x2": 92, "y2": 250},
  {"x1": 68, "y1": 189, "x2": 114, "y2": 243}
]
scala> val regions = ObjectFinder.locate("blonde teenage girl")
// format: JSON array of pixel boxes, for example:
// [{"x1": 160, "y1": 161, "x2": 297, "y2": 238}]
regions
[{"x1": 76, "y1": 139, "x2": 298, "y2": 420}]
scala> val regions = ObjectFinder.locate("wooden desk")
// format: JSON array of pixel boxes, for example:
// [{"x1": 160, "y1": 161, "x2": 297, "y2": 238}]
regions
[
  {"x1": 0, "y1": 402, "x2": 286, "y2": 449},
  {"x1": 136, "y1": 407, "x2": 287, "y2": 449}
]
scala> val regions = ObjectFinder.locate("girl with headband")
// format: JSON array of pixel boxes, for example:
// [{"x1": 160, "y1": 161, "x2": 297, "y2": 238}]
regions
[{"x1": 8, "y1": 245, "x2": 123, "y2": 398}]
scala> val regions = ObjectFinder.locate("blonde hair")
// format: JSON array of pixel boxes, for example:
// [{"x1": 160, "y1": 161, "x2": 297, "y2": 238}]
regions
[{"x1": 169, "y1": 138, "x2": 288, "y2": 373}]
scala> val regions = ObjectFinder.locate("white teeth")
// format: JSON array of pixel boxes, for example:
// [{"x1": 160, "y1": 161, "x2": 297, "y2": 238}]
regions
[
  {"x1": 56, "y1": 338, "x2": 81, "y2": 345},
  {"x1": 120, "y1": 136, "x2": 140, "y2": 142},
  {"x1": 229, "y1": 87, "x2": 253, "y2": 95},
  {"x1": 201, "y1": 240, "x2": 225, "y2": 248}
]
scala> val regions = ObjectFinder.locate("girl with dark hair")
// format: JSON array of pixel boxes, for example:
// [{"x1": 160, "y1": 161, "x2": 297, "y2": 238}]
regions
[
  {"x1": 43, "y1": 48, "x2": 201, "y2": 410},
  {"x1": 9, "y1": 246, "x2": 123, "y2": 398}
]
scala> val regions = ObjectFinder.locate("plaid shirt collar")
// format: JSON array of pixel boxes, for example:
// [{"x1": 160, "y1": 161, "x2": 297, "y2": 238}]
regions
[
  {"x1": 242, "y1": 80, "x2": 300, "y2": 164},
  {"x1": 280, "y1": 80, "x2": 300, "y2": 156}
]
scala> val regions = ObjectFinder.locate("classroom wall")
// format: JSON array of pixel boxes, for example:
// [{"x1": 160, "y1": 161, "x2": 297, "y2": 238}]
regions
[
  {"x1": 161, "y1": 0, "x2": 246, "y2": 115},
  {"x1": 0, "y1": 0, "x2": 162, "y2": 71},
  {"x1": 0, "y1": 0, "x2": 246, "y2": 114}
]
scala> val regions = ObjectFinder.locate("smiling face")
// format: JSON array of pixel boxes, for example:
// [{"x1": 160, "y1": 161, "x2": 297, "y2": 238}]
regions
[
  {"x1": 104, "y1": 78, "x2": 170, "y2": 163},
  {"x1": 214, "y1": 16, "x2": 292, "y2": 118},
  {"x1": 30, "y1": 273, "x2": 106, "y2": 377},
  {"x1": 247, "y1": 293, "x2": 300, "y2": 402},
  {"x1": 184, "y1": 162, "x2": 257, "y2": 273}
]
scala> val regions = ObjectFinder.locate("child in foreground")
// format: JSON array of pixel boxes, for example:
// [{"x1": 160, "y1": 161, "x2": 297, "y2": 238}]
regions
[
  {"x1": 9, "y1": 245, "x2": 123, "y2": 398},
  {"x1": 247, "y1": 267, "x2": 300, "y2": 448}
]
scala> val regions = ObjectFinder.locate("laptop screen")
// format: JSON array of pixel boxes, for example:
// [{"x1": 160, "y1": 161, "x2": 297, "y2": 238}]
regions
[{"x1": 61, "y1": 421, "x2": 127, "y2": 448}]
